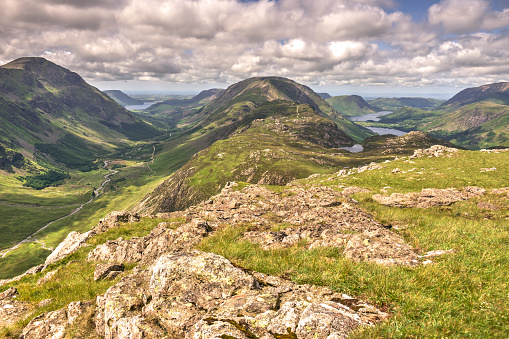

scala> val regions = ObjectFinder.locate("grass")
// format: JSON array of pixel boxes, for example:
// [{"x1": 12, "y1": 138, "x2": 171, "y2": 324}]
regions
[
  {"x1": 0, "y1": 216, "x2": 183, "y2": 337},
  {"x1": 196, "y1": 149, "x2": 509, "y2": 338},
  {"x1": 0, "y1": 149, "x2": 507, "y2": 337}
]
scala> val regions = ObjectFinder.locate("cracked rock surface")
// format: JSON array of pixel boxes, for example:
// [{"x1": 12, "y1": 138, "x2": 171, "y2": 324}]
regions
[{"x1": 93, "y1": 250, "x2": 387, "y2": 339}]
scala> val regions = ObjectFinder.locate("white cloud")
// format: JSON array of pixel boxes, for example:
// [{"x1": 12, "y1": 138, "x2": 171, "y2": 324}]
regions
[{"x1": 0, "y1": 0, "x2": 508, "y2": 92}]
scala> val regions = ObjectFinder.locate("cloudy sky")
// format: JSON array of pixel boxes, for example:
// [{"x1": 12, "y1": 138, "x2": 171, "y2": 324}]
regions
[{"x1": 1, "y1": 0, "x2": 508, "y2": 98}]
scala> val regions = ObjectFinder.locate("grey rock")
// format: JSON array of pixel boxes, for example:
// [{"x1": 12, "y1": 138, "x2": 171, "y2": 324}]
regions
[
  {"x1": 44, "y1": 231, "x2": 95, "y2": 267},
  {"x1": 372, "y1": 187, "x2": 485, "y2": 208},
  {"x1": 94, "y1": 263, "x2": 124, "y2": 281},
  {"x1": 93, "y1": 250, "x2": 387, "y2": 339}
]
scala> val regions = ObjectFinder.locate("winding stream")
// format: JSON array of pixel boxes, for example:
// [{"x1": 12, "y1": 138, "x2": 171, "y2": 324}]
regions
[{"x1": 0, "y1": 162, "x2": 118, "y2": 258}]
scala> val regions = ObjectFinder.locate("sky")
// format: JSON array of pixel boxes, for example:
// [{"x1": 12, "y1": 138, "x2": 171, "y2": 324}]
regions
[{"x1": 1, "y1": 0, "x2": 508, "y2": 98}]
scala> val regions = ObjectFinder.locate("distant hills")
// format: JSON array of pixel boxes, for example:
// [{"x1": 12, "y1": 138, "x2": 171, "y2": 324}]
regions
[
  {"x1": 378, "y1": 82, "x2": 509, "y2": 149},
  {"x1": 103, "y1": 90, "x2": 143, "y2": 106},
  {"x1": 326, "y1": 95, "x2": 379, "y2": 117},
  {"x1": 0, "y1": 57, "x2": 160, "y2": 173},
  {"x1": 368, "y1": 97, "x2": 444, "y2": 111}
]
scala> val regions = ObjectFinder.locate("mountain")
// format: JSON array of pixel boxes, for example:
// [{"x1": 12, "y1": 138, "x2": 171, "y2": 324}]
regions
[
  {"x1": 0, "y1": 57, "x2": 160, "y2": 173},
  {"x1": 103, "y1": 90, "x2": 144, "y2": 106},
  {"x1": 378, "y1": 82, "x2": 509, "y2": 149},
  {"x1": 317, "y1": 92, "x2": 331, "y2": 99},
  {"x1": 141, "y1": 88, "x2": 224, "y2": 128},
  {"x1": 134, "y1": 100, "x2": 356, "y2": 214},
  {"x1": 195, "y1": 77, "x2": 373, "y2": 142},
  {"x1": 368, "y1": 97, "x2": 444, "y2": 111},
  {"x1": 326, "y1": 95, "x2": 379, "y2": 117},
  {"x1": 439, "y1": 82, "x2": 509, "y2": 109}
]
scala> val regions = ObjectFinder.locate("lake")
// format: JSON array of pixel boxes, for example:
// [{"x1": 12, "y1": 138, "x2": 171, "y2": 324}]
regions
[
  {"x1": 340, "y1": 111, "x2": 407, "y2": 153},
  {"x1": 125, "y1": 102, "x2": 157, "y2": 110}
]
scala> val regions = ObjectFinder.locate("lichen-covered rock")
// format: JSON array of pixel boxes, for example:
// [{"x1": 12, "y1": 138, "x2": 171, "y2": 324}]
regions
[
  {"x1": 93, "y1": 250, "x2": 387, "y2": 339},
  {"x1": 410, "y1": 145, "x2": 459, "y2": 159},
  {"x1": 344, "y1": 229, "x2": 420, "y2": 266},
  {"x1": 42, "y1": 211, "x2": 141, "y2": 269},
  {"x1": 94, "y1": 263, "x2": 124, "y2": 281},
  {"x1": 186, "y1": 184, "x2": 418, "y2": 266},
  {"x1": 87, "y1": 218, "x2": 212, "y2": 264},
  {"x1": 93, "y1": 210, "x2": 140, "y2": 233},
  {"x1": 0, "y1": 287, "x2": 34, "y2": 329},
  {"x1": 44, "y1": 231, "x2": 95, "y2": 267},
  {"x1": 372, "y1": 187, "x2": 485, "y2": 208},
  {"x1": 20, "y1": 301, "x2": 92, "y2": 339},
  {"x1": 20, "y1": 308, "x2": 68, "y2": 339}
]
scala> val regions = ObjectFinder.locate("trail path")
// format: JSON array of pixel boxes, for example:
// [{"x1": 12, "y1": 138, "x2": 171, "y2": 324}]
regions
[{"x1": 0, "y1": 162, "x2": 118, "y2": 258}]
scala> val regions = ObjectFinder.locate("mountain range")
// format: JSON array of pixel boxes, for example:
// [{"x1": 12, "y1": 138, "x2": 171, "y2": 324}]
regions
[
  {"x1": 378, "y1": 82, "x2": 509, "y2": 149},
  {"x1": 0, "y1": 57, "x2": 508, "y2": 338},
  {"x1": 103, "y1": 90, "x2": 144, "y2": 106},
  {"x1": 0, "y1": 57, "x2": 160, "y2": 173}
]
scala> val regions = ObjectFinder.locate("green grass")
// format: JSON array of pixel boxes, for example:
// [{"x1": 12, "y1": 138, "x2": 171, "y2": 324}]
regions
[
  {"x1": 196, "y1": 150, "x2": 509, "y2": 338},
  {"x1": 0, "y1": 216, "x2": 183, "y2": 337}
]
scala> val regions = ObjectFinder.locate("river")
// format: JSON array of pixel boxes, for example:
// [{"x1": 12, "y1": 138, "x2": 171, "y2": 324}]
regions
[{"x1": 340, "y1": 111, "x2": 407, "y2": 153}]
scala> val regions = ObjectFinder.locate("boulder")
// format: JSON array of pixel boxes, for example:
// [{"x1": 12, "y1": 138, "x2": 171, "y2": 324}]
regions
[
  {"x1": 93, "y1": 210, "x2": 140, "y2": 233},
  {"x1": 410, "y1": 145, "x2": 459, "y2": 159},
  {"x1": 87, "y1": 218, "x2": 212, "y2": 264},
  {"x1": 372, "y1": 187, "x2": 485, "y2": 208},
  {"x1": 44, "y1": 231, "x2": 95, "y2": 267},
  {"x1": 20, "y1": 301, "x2": 92, "y2": 339},
  {"x1": 93, "y1": 250, "x2": 387, "y2": 339},
  {"x1": 94, "y1": 263, "x2": 124, "y2": 281},
  {"x1": 0, "y1": 288, "x2": 34, "y2": 329}
]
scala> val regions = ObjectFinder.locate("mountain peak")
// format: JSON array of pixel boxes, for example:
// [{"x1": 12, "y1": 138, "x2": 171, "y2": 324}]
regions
[{"x1": 2, "y1": 57, "x2": 54, "y2": 70}]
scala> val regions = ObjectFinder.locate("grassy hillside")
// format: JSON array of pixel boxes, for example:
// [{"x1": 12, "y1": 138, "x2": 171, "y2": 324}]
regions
[
  {"x1": 135, "y1": 100, "x2": 364, "y2": 214},
  {"x1": 0, "y1": 57, "x2": 161, "y2": 174},
  {"x1": 368, "y1": 97, "x2": 444, "y2": 111},
  {"x1": 1, "y1": 148, "x2": 508, "y2": 337},
  {"x1": 326, "y1": 95, "x2": 379, "y2": 116}
]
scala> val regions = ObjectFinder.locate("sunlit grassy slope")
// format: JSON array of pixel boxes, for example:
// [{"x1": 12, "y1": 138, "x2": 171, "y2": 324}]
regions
[{"x1": 1, "y1": 148, "x2": 507, "y2": 338}]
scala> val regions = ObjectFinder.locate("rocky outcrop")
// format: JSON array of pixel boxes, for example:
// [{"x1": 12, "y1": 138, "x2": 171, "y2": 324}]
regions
[
  {"x1": 93, "y1": 250, "x2": 387, "y2": 338},
  {"x1": 44, "y1": 231, "x2": 95, "y2": 266},
  {"x1": 409, "y1": 144, "x2": 459, "y2": 159},
  {"x1": 0, "y1": 287, "x2": 34, "y2": 329},
  {"x1": 94, "y1": 263, "x2": 125, "y2": 281},
  {"x1": 86, "y1": 218, "x2": 212, "y2": 264},
  {"x1": 92, "y1": 210, "x2": 140, "y2": 233},
  {"x1": 372, "y1": 186, "x2": 485, "y2": 208},
  {"x1": 20, "y1": 301, "x2": 92, "y2": 339},
  {"x1": 185, "y1": 183, "x2": 420, "y2": 266},
  {"x1": 43, "y1": 210, "x2": 141, "y2": 268}
]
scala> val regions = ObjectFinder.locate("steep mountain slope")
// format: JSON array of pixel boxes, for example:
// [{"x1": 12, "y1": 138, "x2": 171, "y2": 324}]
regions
[
  {"x1": 134, "y1": 100, "x2": 357, "y2": 214},
  {"x1": 103, "y1": 90, "x2": 143, "y2": 106},
  {"x1": 326, "y1": 95, "x2": 379, "y2": 117},
  {"x1": 0, "y1": 57, "x2": 160, "y2": 172},
  {"x1": 368, "y1": 97, "x2": 444, "y2": 111}
]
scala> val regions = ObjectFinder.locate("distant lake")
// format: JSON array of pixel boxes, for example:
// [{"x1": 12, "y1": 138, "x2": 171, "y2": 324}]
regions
[
  {"x1": 349, "y1": 110, "x2": 392, "y2": 122},
  {"x1": 340, "y1": 111, "x2": 407, "y2": 153},
  {"x1": 125, "y1": 102, "x2": 157, "y2": 110}
]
